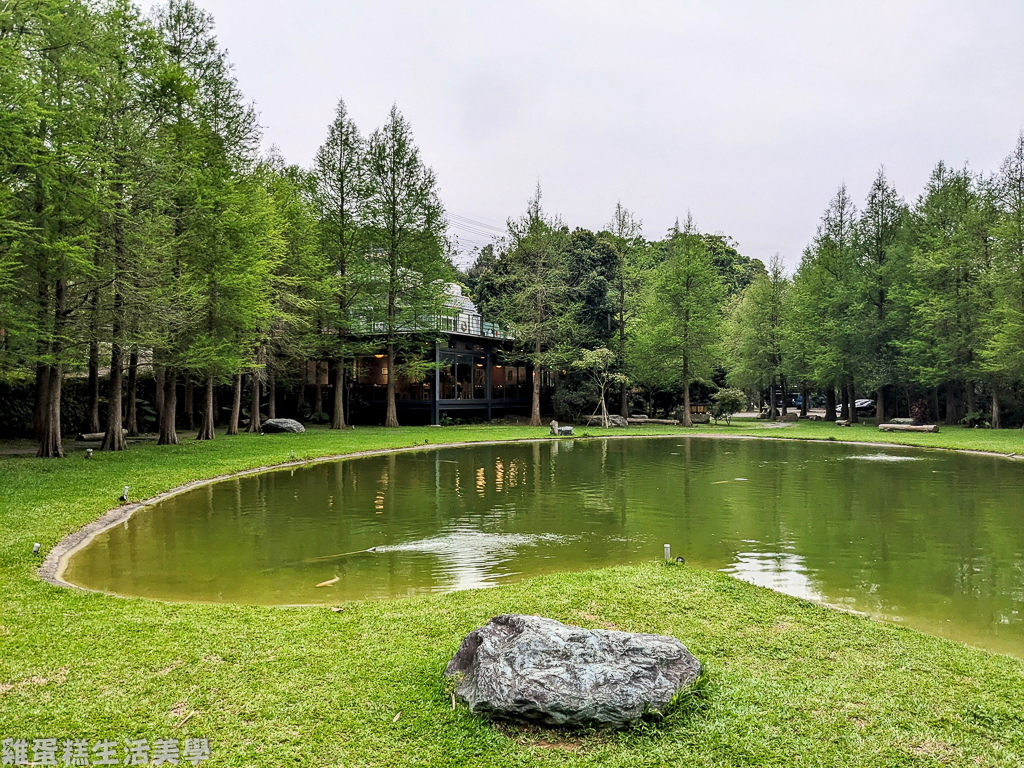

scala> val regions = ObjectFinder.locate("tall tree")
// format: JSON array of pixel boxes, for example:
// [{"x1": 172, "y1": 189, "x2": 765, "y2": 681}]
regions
[
  {"x1": 153, "y1": 0, "x2": 260, "y2": 443},
  {"x1": 726, "y1": 255, "x2": 789, "y2": 418},
  {"x1": 980, "y1": 132, "x2": 1024, "y2": 427},
  {"x1": 477, "y1": 184, "x2": 571, "y2": 426},
  {"x1": 855, "y1": 168, "x2": 908, "y2": 423},
  {"x1": 605, "y1": 202, "x2": 644, "y2": 416},
  {"x1": 311, "y1": 97, "x2": 371, "y2": 430},
  {"x1": 642, "y1": 215, "x2": 725, "y2": 426},
  {"x1": 790, "y1": 184, "x2": 861, "y2": 421},
  {"x1": 97, "y1": 0, "x2": 167, "y2": 451},
  {"x1": 362, "y1": 105, "x2": 450, "y2": 427},
  {"x1": 901, "y1": 163, "x2": 994, "y2": 424}
]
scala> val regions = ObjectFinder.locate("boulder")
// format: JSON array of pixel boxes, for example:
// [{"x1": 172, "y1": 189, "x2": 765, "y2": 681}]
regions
[
  {"x1": 261, "y1": 418, "x2": 306, "y2": 434},
  {"x1": 584, "y1": 414, "x2": 629, "y2": 428},
  {"x1": 444, "y1": 614, "x2": 702, "y2": 728},
  {"x1": 779, "y1": 412, "x2": 799, "y2": 422}
]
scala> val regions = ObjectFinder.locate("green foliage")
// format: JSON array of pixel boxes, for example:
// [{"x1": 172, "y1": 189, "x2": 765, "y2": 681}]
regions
[
  {"x1": 632, "y1": 216, "x2": 725, "y2": 424},
  {"x1": 710, "y1": 388, "x2": 745, "y2": 425}
]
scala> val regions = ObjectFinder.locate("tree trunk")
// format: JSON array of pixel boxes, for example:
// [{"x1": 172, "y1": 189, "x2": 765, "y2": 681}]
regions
[
  {"x1": 227, "y1": 373, "x2": 242, "y2": 435},
  {"x1": 825, "y1": 387, "x2": 836, "y2": 422},
  {"x1": 848, "y1": 383, "x2": 859, "y2": 424},
  {"x1": 157, "y1": 368, "x2": 179, "y2": 445},
  {"x1": 126, "y1": 350, "x2": 139, "y2": 436},
  {"x1": 800, "y1": 384, "x2": 809, "y2": 418},
  {"x1": 331, "y1": 358, "x2": 346, "y2": 429},
  {"x1": 768, "y1": 379, "x2": 777, "y2": 420},
  {"x1": 37, "y1": 279, "x2": 67, "y2": 459},
  {"x1": 682, "y1": 356, "x2": 693, "y2": 427},
  {"x1": 101, "y1": 340, "x2": 127, "y2": 452},
  {"x1": 267, "y1": 374, "x2": 276, "y2": 419},
  {"x1": 184, "y1": 376, "x2": 194, "y2": 430},
  {"x1": 196, "y1": 377, "x2": 216, "y2": 440},
  {"x1": 931, "y1": 387, "x2": 940, "y2": 424},
  {"x1": 33, "y1": 362, "x2": 50, "y2": 439},
  {"x1": 780, "y1": 374, "x2": 788, "y2": 416},
  {"x1": 385, "y1": 344, "x2": 399, "y2": 427},
  {"x1": 246, "y1": 374, "x2": 262, "y2": 432},
  {"x1": 37, "y1": 364, "x2": 63, "y2": 458},
  {"x1": 297, "y1": 378, "x2": 306, "y2": 420},
  {"x1": 875, "y1": 386, "x2": 886, "y2": 425},
  {"x1": 314, "y1": 361, "x2": 324, "y2": 417},
  {"x1": 154, "y1": 362, "x2": 165, "y2": 426},
  {"x1": 991, "y1": 385, "x2": 1001, "y2": 429},
  {"x1": 529, "y1": 340, "x2": 542, "y2": 427},
  {"x1": 85, "y1": 339, "x2": 101, "y2": 434},
  {"x1": 619, "y1": 280, "x2": 628, "y2": 419},
  {"x1": 966, "y1": 380, "x2": 977, "y2": 418},
  {"x1": 945, "y1": 381, "x2": 957, "y2": 425}
]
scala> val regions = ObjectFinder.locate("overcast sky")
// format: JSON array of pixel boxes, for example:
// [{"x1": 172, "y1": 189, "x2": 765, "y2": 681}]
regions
[{"x1": 192, "y1": 0, "x2": 1024, "y2": 269}]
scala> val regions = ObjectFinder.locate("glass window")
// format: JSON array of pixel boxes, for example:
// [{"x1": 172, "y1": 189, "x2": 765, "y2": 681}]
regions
[
  {"x1": 473, "y1": 358, "x2": 486, "y2": 399},
  {"x1": 491, "y1": 365, "x2": 505, "y2": 400}
]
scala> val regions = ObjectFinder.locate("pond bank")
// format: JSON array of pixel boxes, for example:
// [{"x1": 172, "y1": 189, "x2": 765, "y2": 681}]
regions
[{"x1": 2, "y1": 425, "x2": 1023, "y2": 766}]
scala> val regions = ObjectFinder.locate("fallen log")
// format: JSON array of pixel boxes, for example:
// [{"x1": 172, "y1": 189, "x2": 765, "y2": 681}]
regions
[
  {"x1": 879, "y1": 423, "x2": 939, "y2": 433},
  {"x1": 76, "y1": 429, "x2": 127, "y2": 441},
  {"x1": 626, "y1": 418, "x2": 680, "y2": 425}
]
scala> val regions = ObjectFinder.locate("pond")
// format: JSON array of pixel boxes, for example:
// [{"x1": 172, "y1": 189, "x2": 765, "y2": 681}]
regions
[{"x1": 63, "y1": 437, "x2": 1024, "y2": 657}]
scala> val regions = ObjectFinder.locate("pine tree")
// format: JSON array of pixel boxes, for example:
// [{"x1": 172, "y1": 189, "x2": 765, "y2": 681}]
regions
[
  {"x1": 311, "y1": 98, "x2": 372, "y2": 429},
  {"x1": 643, "y1": 215, "x2": 725, "y2": 426},
  {"x1": 362, "y1": 105, "x2": 450, "y2": 428}
]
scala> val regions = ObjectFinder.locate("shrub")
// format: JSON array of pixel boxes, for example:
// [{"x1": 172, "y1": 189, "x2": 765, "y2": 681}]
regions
[{"x1": 711, "y1": 388, "x2": 745, "y2": 425}]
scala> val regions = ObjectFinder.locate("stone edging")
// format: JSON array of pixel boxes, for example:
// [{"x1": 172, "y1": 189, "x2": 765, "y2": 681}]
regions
[{"x1": 39, "y1": 431, "x2": 1023, "y2": 593}]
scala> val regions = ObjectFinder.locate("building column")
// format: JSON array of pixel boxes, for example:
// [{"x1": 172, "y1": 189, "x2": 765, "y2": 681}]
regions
[
  {"x1": 486, "y1": 352, "x2": 493, "y2": 423},
  {"x1": 432, "y1": 341, "x2": 441, "y2": 425}
]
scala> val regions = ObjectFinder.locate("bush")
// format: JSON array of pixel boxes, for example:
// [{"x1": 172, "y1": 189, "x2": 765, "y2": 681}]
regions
[{"x1": 711, "y1": 388, "x2": 745, "y2": 425}]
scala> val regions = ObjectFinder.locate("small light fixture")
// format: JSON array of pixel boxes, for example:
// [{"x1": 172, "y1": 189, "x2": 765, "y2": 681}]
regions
[{"x1": 374, "y1": 354, "x2": 385, "y2": 359}]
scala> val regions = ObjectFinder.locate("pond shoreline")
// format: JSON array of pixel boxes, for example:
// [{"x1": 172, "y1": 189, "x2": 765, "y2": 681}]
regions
[
  {"x1": 7, "y1": 424, "x2": 1024, "y2": 766},
  {"x1": 41, "y1": 428, "x2": 1023, "y2": 597}
]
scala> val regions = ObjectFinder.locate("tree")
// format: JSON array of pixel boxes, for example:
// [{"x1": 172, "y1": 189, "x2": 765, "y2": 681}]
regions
[
  {"x1": 900, "y1": 163, "x2": 995, "y2": 424},
  {"x1": 311, "y1": 97, "x2": 372, "y2": 430},
  {"x1": 980, "y1": 132, "x2": 1024, "y2": 427},
  {"x1": 477, "y1": 184, "x2": 571, "y2": 426},
  {"x1": 152, "y1": 0, "x2": 261, "y2": 443},
  {"x1": 605, "y1": 202, "x2": 644, "y2": 416},
  {"x1": 12, "y1": 0, "x2": 105, "y2": 457},
  {"x1": 711, "y1": 388, "x2": 745, "y2": 425},
  {"x1": 726, "y1": 255, "x2": 789, "y2": 418},
  {"x1": 96, "y1": 0, "x2": 167, "y2": 452},
  {"x1": 642, "y1": 215, "x2": 725, "y2": 426},
  {"x1": 789, "y1": 184, "x2": 861, "y2": 421},
  {"x1": 855, "y1": 168, "x2": 908, "y2": 423},
  {"x1": 362, "y1": 105, "x2": 451, "y2": 427},
  {"x1": 570, "y1": 347, "x2": 627, "y2": 427}
]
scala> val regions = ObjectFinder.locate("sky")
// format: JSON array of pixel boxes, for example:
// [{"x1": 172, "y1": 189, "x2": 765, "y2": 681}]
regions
[{"x1": 191, "y1": 0, "x2": 1024, "y2": 269}]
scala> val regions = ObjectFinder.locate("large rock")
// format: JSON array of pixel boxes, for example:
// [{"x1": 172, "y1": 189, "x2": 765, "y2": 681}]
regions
[
  {"x1": 444, "y1": 614, "x2": 702, "y2": 728},
  {"x1": 585, "y1": 414, "x2": 629, "y2": 428},
  {"x1": 261, "y1": 418, "x2": 306, "y2": 434}
]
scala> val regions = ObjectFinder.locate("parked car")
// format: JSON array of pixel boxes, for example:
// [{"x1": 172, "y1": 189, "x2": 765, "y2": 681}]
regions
[{"x1": 836, "y1": 399, "x2": 876, "y2": 416}]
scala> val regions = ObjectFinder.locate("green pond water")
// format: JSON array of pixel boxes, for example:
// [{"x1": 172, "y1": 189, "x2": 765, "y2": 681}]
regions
[{"x1": 64, "y1": 437, "x2": 1024, "y2": 657}]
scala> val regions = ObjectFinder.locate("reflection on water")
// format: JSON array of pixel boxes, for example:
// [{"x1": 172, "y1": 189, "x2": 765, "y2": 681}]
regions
[
  {"x1": 724, "y1": 551, "x2": 822, "y2": 603},
  {"x1": 64, "y1": 437, "x2": 1024, "y2": 657}
]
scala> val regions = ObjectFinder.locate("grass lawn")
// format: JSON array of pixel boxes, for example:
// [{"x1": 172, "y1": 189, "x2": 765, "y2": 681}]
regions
[{"x1": 2, "y1": 422, "x2": 1023, "y2": 766}]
